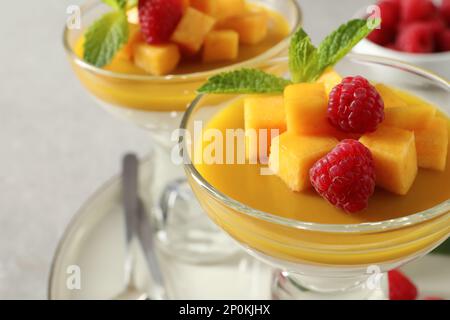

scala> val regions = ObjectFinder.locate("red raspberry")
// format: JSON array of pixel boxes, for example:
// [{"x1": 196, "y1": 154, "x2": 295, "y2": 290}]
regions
[
  {"x1": 400, "y1": 0, "x2": 436, "y2": 23},
  {"x1": 328, "y1": 76, "x2": 385, "y2": 134},
  {"x1": 388, "y1": 270, "x2": 418, "y2": 300},
  {"x1": 437, "y1": 29, "x2": 450, "y2": 52},
  {"x1": 367, "y1": 27, "x2": 396, "y2": 45},
  {"x1": 309, "y1": 140, "x2": 376, "y2": 213},
  {"x1": 440, "y1": 0, "x2": 450, "y2": 25},
  {"x1": 378, "y1": 0, "x2": 401, "y2": 29},
  {"x1": 138, "y1": 0, "x2": 183, "y2": 44},
  {"x1": 396, "y1": 22, "x2": 435, "y2": 53}
]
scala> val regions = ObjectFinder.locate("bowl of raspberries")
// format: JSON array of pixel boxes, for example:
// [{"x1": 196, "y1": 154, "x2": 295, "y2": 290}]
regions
[{"x1": 353, "y1": 0, "x2": 450, "y2": 80}]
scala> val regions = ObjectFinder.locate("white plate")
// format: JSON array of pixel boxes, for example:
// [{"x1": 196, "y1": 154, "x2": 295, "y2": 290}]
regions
[{"x1": 48, "y1": 158, "x2": 450, "y2": 300}]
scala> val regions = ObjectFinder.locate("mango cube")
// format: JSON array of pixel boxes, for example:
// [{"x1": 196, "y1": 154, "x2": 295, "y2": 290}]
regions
[
  {"x1": 116, "y1": 25, "x2": 141, "y2": 61},
  {"x1": 191, "y1": 0, "x2": 245, "y2": 20},
  {"x1": 375, "y1": 84, "x2": 407, "y2": 108},
  {"x1": 203, "y1": 30, "x2": 239, "y2": 63},
  {"x1": 317, "y1": 68, "x2": 342, "y2": 96},
  {"x1": 415, "y1": 117, "x2": 449, "y2": 171},
  {"x1": 171, "y1": 8, "x2": 216, "y2": 53},
  {"x1": 218, "y1": 12, "x2": 268, "y2": 45},
  {"x1": 284, "y1": 83, "x2": 337, "y2": 136},
  {"x1": 360, "y1": 126, "x2": 418, "y2": 195},
  {"x1": 244, "y1": 96, "x2": 286, "y2": 163},
  {"x1": 269, "y1": 133, "x2": 338, "y2": 192},
  {"x1": 181, "y1": 0, "x2": 190, "y2": 11},
  {"x1": 384, "y1": 104, "x2": 436, "y2": 130},
  {"x1": 133, "y1": 43, "x2": 180, "y2": 76}
]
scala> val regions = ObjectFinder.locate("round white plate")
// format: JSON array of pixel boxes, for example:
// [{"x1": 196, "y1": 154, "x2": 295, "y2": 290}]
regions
[{"x1": 48, "y1": 158, "x2": 450, "y2": 300}]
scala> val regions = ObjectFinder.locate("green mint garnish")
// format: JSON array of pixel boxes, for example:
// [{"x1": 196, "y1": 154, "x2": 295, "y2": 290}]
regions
[
  {"x1": 83, "y1": 0, "x2": 133, "y2": 68},
  {"x1": 314, "y1": 19, "x2": 377, "y2": 81},
  {"x1": 198, "y1": 69, "x2": 292, "y2": 94},
  {"x1": 198, "y1": 19, "x2": 379, "y2": 94},
  {"x1": 288, "y1": 28, "x2": 318, "y2": 83},
  {"x1": 102, "y1": 0, "x2": 127, "y2": 10}
]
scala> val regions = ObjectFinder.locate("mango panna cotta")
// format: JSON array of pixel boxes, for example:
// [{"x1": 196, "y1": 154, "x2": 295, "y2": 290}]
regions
[
  {"x1": 78, "y1": 0, "x2": 290, "y2": 76},
  {"x1": 197, "y1": 68, "x2": 449, "y2": 218}
]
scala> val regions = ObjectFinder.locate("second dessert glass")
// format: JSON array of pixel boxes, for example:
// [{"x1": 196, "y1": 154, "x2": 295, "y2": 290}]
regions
[
  {"x1": 63, "y1": 0, "x2": 302, "y2": 262},
  {"x1": 181, "y1": 55, "x2": 450, "y2": 299}
]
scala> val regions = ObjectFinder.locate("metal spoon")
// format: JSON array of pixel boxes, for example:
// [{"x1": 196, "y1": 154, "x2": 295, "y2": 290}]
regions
[{"x1": 114, "y1": 154, "x2": 165, "y2": 300}]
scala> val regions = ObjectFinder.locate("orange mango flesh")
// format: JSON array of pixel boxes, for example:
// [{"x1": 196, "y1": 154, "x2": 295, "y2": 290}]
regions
[
  {"x1": 72, "y1": 6, "x2": 290, "y2": 112},
  {"x1": 192, "y1": 92, "x2": 450, "y2": 266}
]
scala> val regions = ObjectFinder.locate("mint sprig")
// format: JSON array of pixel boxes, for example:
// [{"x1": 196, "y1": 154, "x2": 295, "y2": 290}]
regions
[
  {"x1": 289, "y1": 29, "x2": 318, "y2": 83},
  {"x1": 102, "y1": 0, "x2": 127, "y2": 10},
  {"x1": 198, "y1": 69, "x2": 292, "y2": 94},
  {"x1": 198, "y1": 19, "x2": 379, "y2": 94},
  {"x1": 83, "y1": 0, "x2": 133, "y2": 68},
  {"x1": 315, "y1": 19, "x2": 375, "y2": 80}
]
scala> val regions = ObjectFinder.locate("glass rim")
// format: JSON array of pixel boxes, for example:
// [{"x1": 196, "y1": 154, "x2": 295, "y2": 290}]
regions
[
  {"x1": 181, "y1": 53, "x2": 450, "y2": 234},
  {"x1": 62, "y1": 0, "x2": 303, "y2": 82}
]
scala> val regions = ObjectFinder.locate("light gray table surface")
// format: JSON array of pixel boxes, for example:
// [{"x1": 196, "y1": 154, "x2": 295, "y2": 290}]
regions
[{"x1": 0, "y1": 0, "x2": 371, "y2": 299}]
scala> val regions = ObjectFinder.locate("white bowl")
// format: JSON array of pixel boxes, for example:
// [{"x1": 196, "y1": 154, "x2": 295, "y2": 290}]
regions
[
  {"x1": 353, "y1": 39, "x2": 450, "y2": 81},
  {"x1": 352, "y1": 0, "x2": 450, "y2": 81}
]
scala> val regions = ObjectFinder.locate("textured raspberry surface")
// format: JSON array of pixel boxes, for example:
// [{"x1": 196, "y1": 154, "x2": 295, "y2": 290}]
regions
[
  {"x1": 441, "y1": 0, "x2": 450, "y2": 24},
  {"x1": 328, "y1": 76, "x2": 385, "y2": 134},
  {"x1": 379, "y1": 0, "x2": 401, "y2": 29},
  {"x1": 437, "y1": 29, "x2": 450, "y2": 52},
  {"x1": 309, "y1": 140, "x2": 376, "y2": 213},
  {"x1": 388, "y1": 270, "x2": 418, "y2": 300},
  {"x1": 138, "y1": 0, "x2": 183, "y2": 44},
  {"x1": 396, "y1": 22, "x2": 435, "y2": 53},
  {"x1": 367, "y1": 27, "x2": 396, "y2": 45},
  {"x1": 400, "y1": 0, "x2": 436, "y2": 23}
]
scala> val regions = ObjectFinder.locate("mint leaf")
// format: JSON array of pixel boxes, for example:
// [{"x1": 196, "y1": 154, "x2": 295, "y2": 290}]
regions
[
  {"x1": 102, "y1": 0, "x2": 127, "y2": 10},
  {"x1": 127, "y1": 0, "x2": 138, "y2": 9},
  {"x1": 83, "y1": 11, "x2": 129, "y2": 68},
  {"x1": 289, "y1": 28, "x2": 318, "y2": 83},
  {"x1": 315, "y1": 19, "x2": 377, "y2": 80},
  {"x1": 198, "y1": 69, "x2": 292, "y2": 94}
]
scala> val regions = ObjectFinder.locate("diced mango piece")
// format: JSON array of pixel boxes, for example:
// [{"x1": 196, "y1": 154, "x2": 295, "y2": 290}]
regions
[
  {"x1": 384, "y1": 104, "x2": 436, "y2": 130},
  {"x1": 203, "y1": 30, "x2": 239, "y2": 63},
  {"x1": 360, "y1": 126, "x2": 418, "y2": 195},
  {"x1": 375, "y1": 84, "x2": 408, "y2": 108},
  {"x1": 269, "y1": 133, "x2": 338, "y2": 192},
  {"x1": 317, "y1": 68, "x2": 342, "y2": 96},
  {"x1": 191, "y1": 0, "x2": 245, "y2": 20},
  {"x1": 415, "y1": 117, "x2": 449, "y2": 171},
  {"x1": 133, "y1": 43, "x2": 180, "y2": 76},
  {"x1": 181, "y1": 0, "x2": 190, "y2": 11},
  {"x1": 244, "y1": 96, "x2": 286, "y2": 163},
  {"x1": 217, "y1": 12, "x2": 268, "y2": 45},
  {"x1": 284, "y1": 83, "x2": 337, "y2": 136},
  {"x1": 116, "y1": 25, "x2": 142, "y2": 61},
  {"x1": 171, "y1": 8, "x2": 216, "y2": 53}
]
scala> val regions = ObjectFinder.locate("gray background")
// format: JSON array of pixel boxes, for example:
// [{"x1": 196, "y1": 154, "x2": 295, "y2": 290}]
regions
[{"x1": 0, "y1": 0, "x2": 371, "y2": 299}]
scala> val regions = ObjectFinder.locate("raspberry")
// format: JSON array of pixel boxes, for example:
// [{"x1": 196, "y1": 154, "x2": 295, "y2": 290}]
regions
[
  {"x1": 400, "y1": 0, "x2": 436, "y2": 23},
  {"x1": 440, "y1": 0, "x2": 450, "y2": 25},
  {"x1": 367, "y1": 27, "x2": 396, "y2": 45},
  {"x1": 328, "y1": 76, "x2": 385, "y2": 134},
  {"x1": 437, "y1": 29, "x2": 450, "y2": 52},
  {"x1": 309, "y1": 140, "x2": 376, "y2": 213},
  {"x1": 378, "y1": 0, "x2": 401, "y2": 29},
  {"x1": 138, "y1": 0, "x2": 183, "y2": 44},
  {"x1": 396, "y1": 22, "x2": 435, "y2": 53},
  {"x1": 388, "y1": 270, "x2": 418, "y2": 300}
]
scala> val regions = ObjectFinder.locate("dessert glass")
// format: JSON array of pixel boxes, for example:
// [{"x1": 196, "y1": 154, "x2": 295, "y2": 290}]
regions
[
  {"x1": 181, "y1": 54, "x2": 450, "y2": 299},
  {"x1": 63, "y1": 0, "x2": 302, "y2": 262}
]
